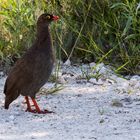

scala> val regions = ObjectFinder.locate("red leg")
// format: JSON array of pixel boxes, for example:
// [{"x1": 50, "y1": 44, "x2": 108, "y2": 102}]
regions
[
  {"x1": 31, "y1": 98, "x2": 41, "y2": 112},
  {"x1": 25, "y1": 96, "x2": 39, "y2": 113},
  {"x1": 25, "y1": 96, "x2": 32, "y2": 112},
  {"x1": 31, "y1": 97, "x2": 54, "y2": 114}
]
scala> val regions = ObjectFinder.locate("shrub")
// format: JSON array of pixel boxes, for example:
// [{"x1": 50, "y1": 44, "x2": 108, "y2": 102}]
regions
[{"x1": 0, "y1": 0, "x2": 140, "y2": 75}]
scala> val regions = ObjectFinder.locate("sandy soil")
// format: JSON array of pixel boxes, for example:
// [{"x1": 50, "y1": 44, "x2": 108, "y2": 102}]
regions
[{"x1": 0, "y1": 63, "x2": 140, "y2": 140}]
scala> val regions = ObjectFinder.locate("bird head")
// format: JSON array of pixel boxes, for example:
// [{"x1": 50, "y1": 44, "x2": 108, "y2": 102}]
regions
[{"x1": 37, "y1": 13, "x2": 59, "y2": 26}]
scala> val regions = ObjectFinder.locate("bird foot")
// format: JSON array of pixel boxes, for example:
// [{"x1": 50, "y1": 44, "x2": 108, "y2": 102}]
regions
[
  {"x1": 26, "y1": 108, "x2": 54, "y2": 114},
  {"x1": 38, "y1": 109, "x2": 54, "y2": 114}
]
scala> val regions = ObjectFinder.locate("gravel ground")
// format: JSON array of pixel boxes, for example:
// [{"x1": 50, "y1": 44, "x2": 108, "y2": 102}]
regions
[{"x1": 0, "y1": 63, "x2": 140, "y2": 140}]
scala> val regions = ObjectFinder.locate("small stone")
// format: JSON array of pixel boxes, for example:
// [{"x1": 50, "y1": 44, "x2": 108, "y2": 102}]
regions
[
  {"x1": 86, "y1": 82, "x2": 92, "y2": 86},
  {"x1": 31, "y1": 136, "x2": 36, "y2": 139},
  {"x1": 90, "y1": 62, "x2": 96, "y2": 67},
  {"x1": 89, "y1": 78, "x2": 97, "y2": 83},
  {"x1": 99, "y1": 119, "x2": 105, "y2": 123},
  {"x1": 0, "y1": 72, "x2": 3, "y2": 76},
  {"x1": 111, "y1": 99, "x2": 123, "y2": 107},
  {"x1": 97, "y1": 79, "x2": 103, "y2": 85},
  {"x1": 89, "y1": 78, "x2": 103, "y2": 85},
  {"x1": 96, "y1": 63, "x2": 104, "y2": 71},
  {"x1": 76, "y1": 94, "x2": 82, "y2": 97},
  {"x1": 76, "y1": 79, "x2": 87, "y2": 84},
  {"x1": 57, "y1": 77, "x2": 66, "y2": 84},
  {"x1": 64, "y1": 59, "x2": 71, "y2": 66},
  {"x1": 5, "y1": 119, "x2": 9, "y2": 122},
  {"x1": 121, "y1": 97, "x2": 132, "y2": 104},
  {"x1": 99, "y1": 67, "x2": 107, "y2": 74},
  {"x1": 106, "y1": 79, "x2": 115, "y2": 84},
  {"x1": 14, "y1": 111, "x2": 21, "y2": 116},
  {"x1": 9, "y1": 115, "x2": 15, "y2": 121}
]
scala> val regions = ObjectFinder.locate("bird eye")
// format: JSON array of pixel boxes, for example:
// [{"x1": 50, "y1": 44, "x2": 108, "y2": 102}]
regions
[{"x1": 46, "y1": 15, "x2": 51, "y2": 19}]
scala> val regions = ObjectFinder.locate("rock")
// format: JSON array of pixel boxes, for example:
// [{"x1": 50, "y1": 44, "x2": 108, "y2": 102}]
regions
[
  {"x1": 98, "y1": 79, "x2": 104, "y2": 85},
  {"x1": 89, "y1": 78, "x2": 104, "y2": 85},
  {"x1": 0, "y1": 72, "x2": 4, "y2": 77},
  {"x1": 99, "y1": 119, "x2": 105, "y2": 123},
  {"x1": 64, "y1": 59, "x2": 71, "y2": 66},
  {"x1": 95, "y1": 63, "x2": 104, "y2": 72},
  {"x1": 130, "y1": 77, "x2": 139, "y2": 86},
  {"x1": 121, "y1": 97, "x2": 133, "y2": 105},
  {"x1": 89, "y1": 78, "x2": 97, "y2": 83},
  {"x1": 111, "y1": 99, "x2": 123, "y2": 107},
  {"x1": 86, "y1": 82, "x2": 93, "y2": 86},
  {"x1": 77, "y1": 79, "x2": 87, "y2": 84},
  {"x1": 106, "y1": 79, "x2": 115, "y2": 84},
  {"x1": 9, "y1": 115, "x2": 15, "y2": 121},
  {"x1": 130, "y1": 75, "x2": 140, "y2": 81},
  {"x1": 89, "y1": 62, "x2": 96, "y2": 67},
  {"x1": 57, "y1": 77, "x2": 66, "y2": 84}
]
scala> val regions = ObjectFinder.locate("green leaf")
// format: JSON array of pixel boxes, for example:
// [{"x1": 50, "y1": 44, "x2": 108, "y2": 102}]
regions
[
  {"x1": 124, "y1": 34, "x2": 140, "y2": 40},
  {"x1": 122, "y1": 16, "x2": 132, "y2": 36},
  {"x1": 111, "y1": 3, "x2": 128, "y2": 12}
]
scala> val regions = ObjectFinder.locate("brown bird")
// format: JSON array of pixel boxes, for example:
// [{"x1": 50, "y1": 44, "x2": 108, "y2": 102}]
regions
[{"x1": 3, "y1": 13, "x2": 59, "y2": 114}]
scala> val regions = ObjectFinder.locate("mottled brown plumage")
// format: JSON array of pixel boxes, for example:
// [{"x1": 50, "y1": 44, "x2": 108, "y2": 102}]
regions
[{"x1": 4, "y1": 13, "x2": 59, "y2": 113}]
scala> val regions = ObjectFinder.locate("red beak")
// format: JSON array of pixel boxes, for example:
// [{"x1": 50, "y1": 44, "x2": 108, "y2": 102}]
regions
[{"x1": 52, "y1": 15, "x2": 59, "y2": 21}]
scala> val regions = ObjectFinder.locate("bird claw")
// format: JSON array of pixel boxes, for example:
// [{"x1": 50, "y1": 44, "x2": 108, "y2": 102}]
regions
[
  {"x1": 26, "y1": 108, "x2": 54, "y2": 114},
  {"x1": 39, "y1": 109, "x2": 55, "y2": 114}
]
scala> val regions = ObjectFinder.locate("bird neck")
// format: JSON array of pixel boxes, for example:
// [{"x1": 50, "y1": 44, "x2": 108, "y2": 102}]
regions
[{"x1": 36, "y1": 25, "x2": 52, "y2": 50}]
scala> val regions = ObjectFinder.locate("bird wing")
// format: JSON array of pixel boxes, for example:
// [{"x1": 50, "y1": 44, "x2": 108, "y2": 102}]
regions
[{"x1": 4, "y1": 57, "x2": 34, "y2": 95}]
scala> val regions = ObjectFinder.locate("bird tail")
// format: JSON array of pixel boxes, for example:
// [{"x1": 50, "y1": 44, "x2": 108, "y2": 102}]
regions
[
  {"x1": 4, "y1": 91, "x2": 20, "y2": 109},
  {"x1": 4, "y1": 100, "x2": 10, "y2": 109}
]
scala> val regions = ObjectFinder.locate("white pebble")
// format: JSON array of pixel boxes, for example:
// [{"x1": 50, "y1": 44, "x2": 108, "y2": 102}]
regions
[
  {"x1": 64, "y1": 59, "x2": 71, "y2": 66},
  {"x1": 9, "y1": 115, "x2": 15, "y2": 121},
  {"x1": 89, "y1": 62, "x2": 96, "y2": 67}
]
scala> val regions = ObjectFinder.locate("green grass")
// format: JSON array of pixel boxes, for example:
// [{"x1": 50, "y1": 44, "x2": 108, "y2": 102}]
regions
[{"x1": 0, "y1": 0, "x2": 140, "y2": 75}]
